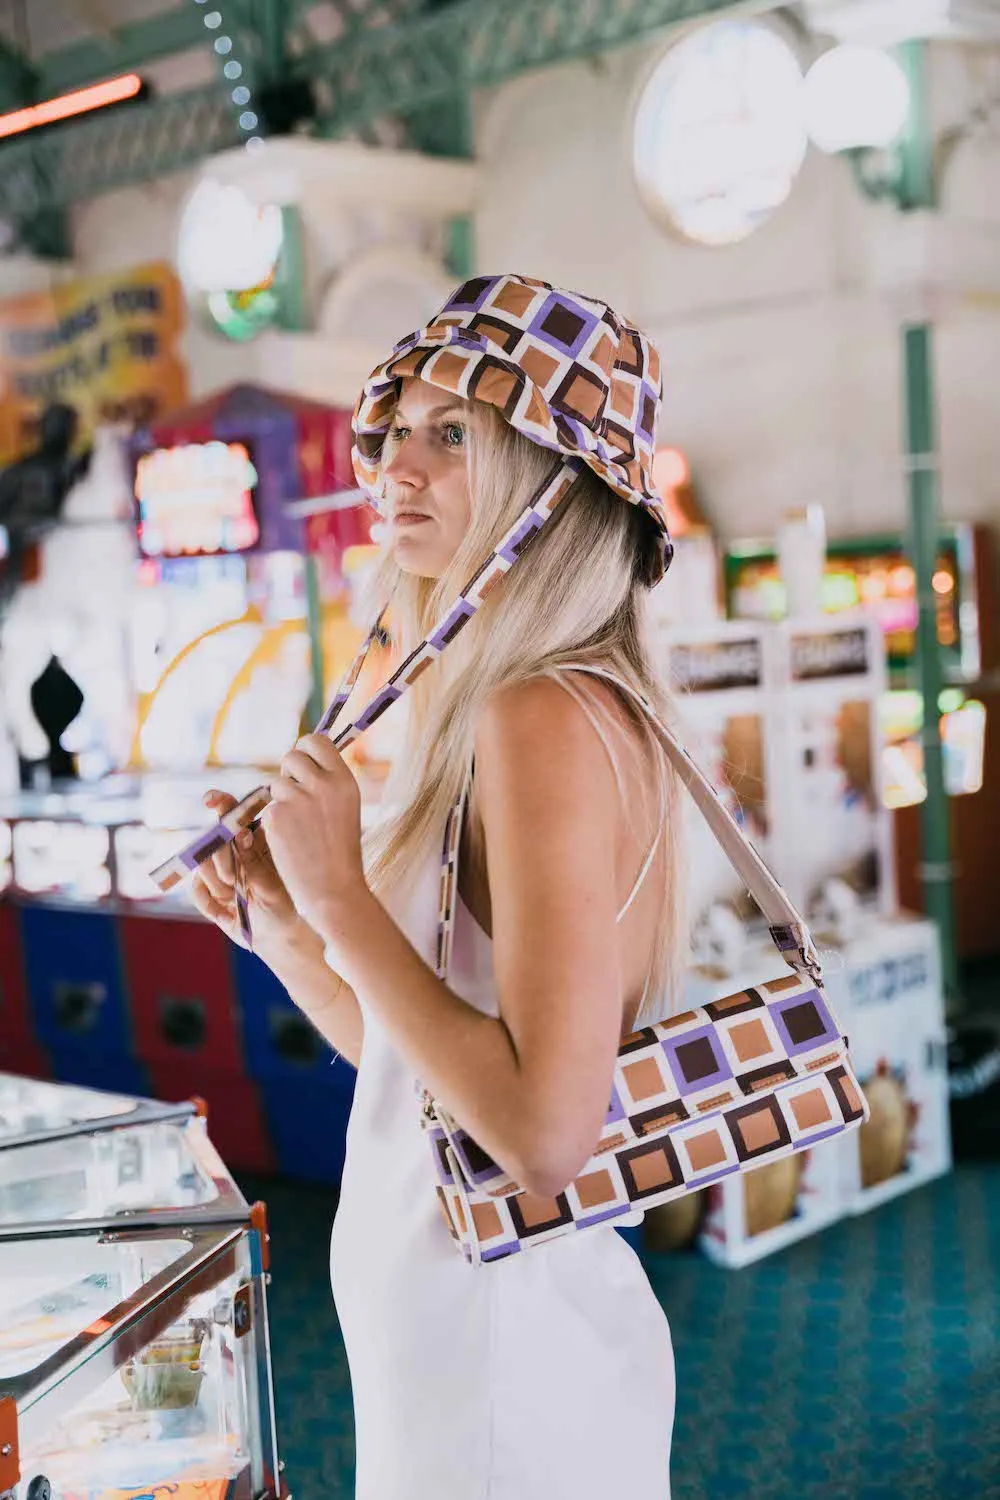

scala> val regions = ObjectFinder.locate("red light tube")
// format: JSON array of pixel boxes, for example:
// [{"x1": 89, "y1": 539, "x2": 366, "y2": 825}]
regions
[{"x1": 0, "y1": 73, "x2": 144, "y2": 142}]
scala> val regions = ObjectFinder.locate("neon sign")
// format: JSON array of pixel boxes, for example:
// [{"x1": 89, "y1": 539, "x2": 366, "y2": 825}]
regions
[{"x1": 135, "y1": 439, "x2": 261, "y2": 558}]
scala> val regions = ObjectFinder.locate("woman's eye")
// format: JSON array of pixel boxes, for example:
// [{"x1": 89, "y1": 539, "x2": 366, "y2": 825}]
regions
[
  {"x1": 442, "y1": 423, "x2": 465, "y2": 449},
  {"x1": 389, "y1": 423, "x2": 411, "y2": 442}
]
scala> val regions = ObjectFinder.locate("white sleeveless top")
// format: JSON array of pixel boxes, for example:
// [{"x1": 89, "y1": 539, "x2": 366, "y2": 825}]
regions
[{"x1": 330, "y1": 848, "x2": 675, "y2": 1500}]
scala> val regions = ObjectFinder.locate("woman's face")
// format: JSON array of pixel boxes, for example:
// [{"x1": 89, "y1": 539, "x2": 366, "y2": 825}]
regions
[{"x1": 381, "y1": 379, "x2": 472, "y2": 578}]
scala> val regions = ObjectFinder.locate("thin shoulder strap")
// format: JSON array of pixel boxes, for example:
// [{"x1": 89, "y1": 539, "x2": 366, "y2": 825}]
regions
[
  {"x1": 434, "y1": 664, "x2": 822, "y2": 988},
  {"x1": 555, "y1": 663, "x2": 822, "y2": 980},
  {"x1": 617, "y1": 823, "x2": 662, "y2": 923}
]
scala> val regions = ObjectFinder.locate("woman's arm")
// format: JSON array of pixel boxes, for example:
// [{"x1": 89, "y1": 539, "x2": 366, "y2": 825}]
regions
[
  {"x1": 189, "y1": 792, "x2": 364, "y2": 1070},
  {"x1": 271, "y1": 680, "x2": 626, "y2": 1198},
  {"x1": 267, "y1": 924, "x2": 365, "y2": 1071}
]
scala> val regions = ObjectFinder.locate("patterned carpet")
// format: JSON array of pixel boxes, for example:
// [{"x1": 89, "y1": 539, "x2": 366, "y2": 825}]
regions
[{"x1": 236, "y1": 1162, "x2": 1000, "y2": 1500}]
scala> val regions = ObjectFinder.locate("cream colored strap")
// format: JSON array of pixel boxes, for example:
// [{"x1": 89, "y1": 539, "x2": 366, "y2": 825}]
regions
[{"x1": 557, "y1": 663, "x2": 811, "y2": 938}]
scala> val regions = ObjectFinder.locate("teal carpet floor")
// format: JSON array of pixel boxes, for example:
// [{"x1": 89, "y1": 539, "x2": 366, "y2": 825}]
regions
[{"x1": 236, "y1": 1162, "x2": 1000, "y2": 1500}]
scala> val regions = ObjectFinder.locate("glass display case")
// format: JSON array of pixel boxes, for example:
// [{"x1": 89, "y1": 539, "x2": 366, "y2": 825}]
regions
[{"x1": 0, "y1": 1073, "x2": 282, "y2": 1500}]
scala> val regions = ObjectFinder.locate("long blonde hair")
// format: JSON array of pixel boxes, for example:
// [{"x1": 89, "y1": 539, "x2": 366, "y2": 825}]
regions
[{"x1": 361, "y1": 400, "x2": 686, "y2": 1024}]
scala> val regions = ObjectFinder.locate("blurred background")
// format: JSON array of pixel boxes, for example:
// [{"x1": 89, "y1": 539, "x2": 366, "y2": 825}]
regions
[{"x1": 0, "y1": 1, "x2": 997, "y2": 1497}]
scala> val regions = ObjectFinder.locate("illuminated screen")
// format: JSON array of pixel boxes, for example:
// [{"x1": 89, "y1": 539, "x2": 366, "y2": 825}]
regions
[
  {"x1": 725, "y1": 534, "x2": 966, "y2": 674},
  {"x1": 134, "y1": 438, "x2": 262, "y2": 559},
  {"x1": 880, "y1": 689, "x2": 986, "y2": 809}
]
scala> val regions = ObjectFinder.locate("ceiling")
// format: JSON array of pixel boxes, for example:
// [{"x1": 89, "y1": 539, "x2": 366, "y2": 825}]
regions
[{"x1": 0, "y1": 0, "x2": 183, "y2": 59}]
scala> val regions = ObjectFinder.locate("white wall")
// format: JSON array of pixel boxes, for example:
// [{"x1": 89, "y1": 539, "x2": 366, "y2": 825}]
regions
[
  {"x1": 473, "y1": 37, "x2": 1000, "y2": 544},
  {"x1": 71, "y1": 169, "x2": 273, "y2": 402},
  {"x1": 68, "y1": 144, "x2": 470, "y2": 411}
]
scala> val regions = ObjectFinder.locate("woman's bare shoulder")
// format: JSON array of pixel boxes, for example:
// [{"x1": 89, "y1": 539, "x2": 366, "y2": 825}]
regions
[{"x1": 475, "y1": 673, "x2": 620, "y2": 772}]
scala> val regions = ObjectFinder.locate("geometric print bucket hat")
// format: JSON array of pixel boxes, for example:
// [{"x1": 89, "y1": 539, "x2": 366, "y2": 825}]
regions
[
  {"x1": 149, "y1": 275, "x2": 675, "y2": 905},
  {"x1": 352, "y1": 273, "x2": 674, "y2": 586}
]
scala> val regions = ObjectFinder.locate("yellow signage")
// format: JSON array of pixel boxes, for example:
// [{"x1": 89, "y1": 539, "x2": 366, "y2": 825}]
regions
[{"x1": 0, "y1": 261, "x2": 187, "y2": 464}]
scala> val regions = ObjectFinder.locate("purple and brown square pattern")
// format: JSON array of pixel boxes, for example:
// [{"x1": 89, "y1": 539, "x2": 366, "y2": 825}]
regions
[{"x1": 424, "y1": 956, "x2": 868, "y2": 1266}]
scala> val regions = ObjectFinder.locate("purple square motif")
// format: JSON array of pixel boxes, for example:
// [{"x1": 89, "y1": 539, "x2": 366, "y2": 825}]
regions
[
  {"x1": 430, "y1": 600, "x2": 475, "y2": 649},
  {"x1": 578, "y1": 1204, "x2": 632, "y2": 1231},
  {"x1": 662, "y1": 1025, "x2": 733, "y2": 1097},
  {"x1": 356, "y1": 683, "x2": 401, "y2": 731},
  {"x1": 182, "y1": 824, "x2": 235, "y2": 870},
  {"x1": 768, "y1": 989, "x2": 839, "y2": 1057},
  {"x1": 498, "y1": 512, "x2": 544, "y2": 564},
  {"x1": 483, "y1": 1241, "x2": 522, "y2": 1261},
  {"x1": 430, "y1": 1130, "x2": 455, "y2": 1187},
  {"x1": 637, "y1": 382, "x2": 658, "y2": 441},
  {"x1": 604, "y1": 1083, "x2": 627, "y2": 1127},
  {"x1": 555, "y1": 413, "x2": 590, "y2": 451},
  {"x1": 445, "y1": 276, "x2": 498, "y2": 313},
  {"x1": 528, "y1": 293, "x2": 599, "y2": 358}
]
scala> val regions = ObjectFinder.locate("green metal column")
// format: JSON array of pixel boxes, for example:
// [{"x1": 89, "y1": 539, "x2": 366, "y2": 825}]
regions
[
  {"x1": 259, "y1": 0, "x2": 289, "y2": 80},
  {"x1": 304, "y1": 551, "x2": 326, "y2": 731},
  {"x1": 406, "y1": 93, "x2": 475, "y2": 278},
  {"x1": 896, "y1": 41, "x2": 960, "y2": 1003}
]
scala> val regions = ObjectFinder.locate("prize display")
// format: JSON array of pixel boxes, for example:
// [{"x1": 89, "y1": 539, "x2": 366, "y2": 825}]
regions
[
  {"x1": 763, "y1": 613, "x2": 893, "y2": 928},
  {"x1": 0, "y1": 1073, "x2": 282, "y2": 1500},
  {"x1": 660, "y1": 623, "x2": 771, "y2": 969},
  {"x1": 690, "y1": 917, "x2": 949, "y2": 1267}
]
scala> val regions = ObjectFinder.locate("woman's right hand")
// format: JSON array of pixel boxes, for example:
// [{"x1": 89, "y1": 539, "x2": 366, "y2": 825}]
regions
[{"x1": 190, "y1": 790, "x2": 306, "y2": 964}]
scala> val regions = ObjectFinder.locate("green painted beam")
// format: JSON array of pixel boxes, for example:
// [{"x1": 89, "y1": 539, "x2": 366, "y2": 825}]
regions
[
  {"x1": 312, "y1": 0, "x2": 759, "y2": 133},
  {"x1": 0, "y1": 38, "x2": 36, "y2": 111},
  {"x1": 0, "y1": 0, "x2": 756, "y2": 216},
  {"x1": 0, "y1": 84, "x2": 241, "y2": 218},
  {"x1": 37, "y1": 6, "x2": 208, "y2": 94}
]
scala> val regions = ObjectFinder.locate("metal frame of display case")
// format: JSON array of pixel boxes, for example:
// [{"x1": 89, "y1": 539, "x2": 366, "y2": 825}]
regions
[
  {"x1": 0, "y1": 1074, "x2": 283, "y2": 1500},
  {"x1": 0, "y1": 1085, "x2": 195, "y2": 1155},
  {"x1": 0, "y1": 1113, "x2": 258, "y2": 1242},
  {"x1": 1, "y1": 1222, "x2": 280, "y2": 1500}
]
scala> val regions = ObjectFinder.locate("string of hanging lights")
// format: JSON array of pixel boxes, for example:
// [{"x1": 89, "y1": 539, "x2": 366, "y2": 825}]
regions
[{"x1": 191, "y1": 0, "x2": 264, "y2": 153}]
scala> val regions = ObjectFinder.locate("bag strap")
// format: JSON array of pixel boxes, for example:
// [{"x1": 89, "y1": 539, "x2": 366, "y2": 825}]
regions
[
  {"x1": 434, "y1": 663, "x2": 822, "y2": 988},
  {"x1": 149, "y1": 459, "x2": 582, "y2": 923}
]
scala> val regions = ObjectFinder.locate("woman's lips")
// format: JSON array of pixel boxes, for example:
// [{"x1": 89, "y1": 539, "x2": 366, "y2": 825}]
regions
[{"x1": 392, "y1": 511, "x2": 432, "y2": 527}]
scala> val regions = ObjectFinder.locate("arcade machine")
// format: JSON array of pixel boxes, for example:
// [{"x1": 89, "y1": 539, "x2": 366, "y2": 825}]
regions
[
  {"x1": 0, "y1": 385, "x2": 376, "y2": 1184},
  {"x1": 724, "y1": 522, "x2": 998, "y2": 957},
  {"x1": 643, "y1": 487, "x2": 955, "y2": 1266}
]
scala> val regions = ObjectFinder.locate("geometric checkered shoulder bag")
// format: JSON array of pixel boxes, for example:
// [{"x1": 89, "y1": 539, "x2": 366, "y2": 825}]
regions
[{"x1": 420, "y1": 663, "x2": 869, "y2": 1268}]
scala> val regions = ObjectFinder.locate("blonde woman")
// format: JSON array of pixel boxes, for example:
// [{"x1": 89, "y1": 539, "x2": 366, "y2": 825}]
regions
[{"x1": 193, "y1": 276, "x2": 683, "y2": 1499}]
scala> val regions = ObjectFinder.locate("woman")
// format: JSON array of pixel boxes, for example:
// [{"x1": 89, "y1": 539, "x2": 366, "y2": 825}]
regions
[{"x1": 193, "y1": 275, "x2": 683, "y2": 1498}]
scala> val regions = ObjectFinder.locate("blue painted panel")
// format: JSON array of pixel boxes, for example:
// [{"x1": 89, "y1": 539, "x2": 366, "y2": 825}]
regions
[
  {"x1": 258, "y1": 1072, "x2": 355, "y2": 1185},
  {"x1": 20, "y1": 906, "x2": 133, "y2": 1054},
  {"x1": 231, "y1": 945, "x2": 338, "y2": 1082}
]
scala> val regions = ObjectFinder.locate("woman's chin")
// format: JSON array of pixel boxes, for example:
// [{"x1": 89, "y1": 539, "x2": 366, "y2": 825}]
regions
[{"x1": 392, "y1": 536, "x2": 448, "y2": 579}]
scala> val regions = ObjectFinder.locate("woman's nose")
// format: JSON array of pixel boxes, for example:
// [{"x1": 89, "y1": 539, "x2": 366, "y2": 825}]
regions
[{"x1": 383, "y1": 438, "x2": 426, "y2": 490}]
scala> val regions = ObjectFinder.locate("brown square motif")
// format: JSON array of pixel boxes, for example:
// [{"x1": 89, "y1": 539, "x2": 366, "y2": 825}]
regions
[
  {"x1": 729, "y1": 1018, "x2": 772, "y2": 1064},
  {"x1": 623, "y1": 1057, "x2": 667, "y2": 1103},
  {"x1": 575, "y1": 1170, "x2": 617, "y2": 1210},
  {"x1": 685, "y1": 1128, "x2": 728, "y2": 1172}
]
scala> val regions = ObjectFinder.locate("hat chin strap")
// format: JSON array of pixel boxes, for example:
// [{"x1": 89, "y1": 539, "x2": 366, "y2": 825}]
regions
[{"x1": 148, "y1": 459, "x2": 582, "y2": 912}]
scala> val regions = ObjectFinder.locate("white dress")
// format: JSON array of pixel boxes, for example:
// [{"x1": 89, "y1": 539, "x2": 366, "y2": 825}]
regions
[{"x1": 330, "y1": 847, "x2": 676, "y2": 1499}]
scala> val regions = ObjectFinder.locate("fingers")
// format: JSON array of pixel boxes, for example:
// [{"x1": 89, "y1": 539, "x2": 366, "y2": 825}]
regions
[
  {"x1": 278, "y1": 747, "x2": 326, "y2": 790},
  {"x1": 233, "y1": 825, "x2": 286, "y2": 900},
  {"x1": 191, "y1": 872, "x2": 235, "y2": 932},
  {"x1": 269, "y1": 773, "x2": 308, "y2": 803},
  {"x1": 203, "y1": 788, "x2": 238, "y2": 816},
  {"x1": 201, "y1": 788, "x2": 236, "y2": 893},
  {"x1": 293, "y1": 732, "x2": 343, "y2": 772}
]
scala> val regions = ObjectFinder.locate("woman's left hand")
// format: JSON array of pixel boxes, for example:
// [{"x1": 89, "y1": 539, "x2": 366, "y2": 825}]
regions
[{"x1": 262, "y1": 734, "x2": 367, "y2": 934}]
